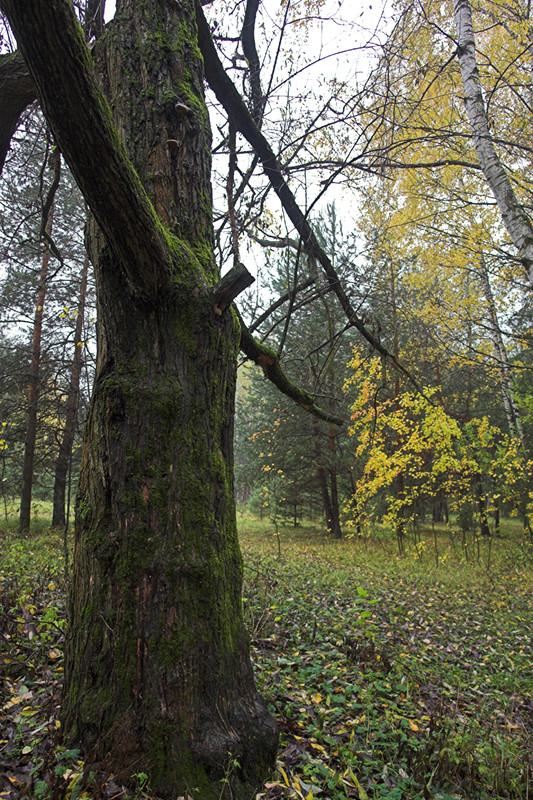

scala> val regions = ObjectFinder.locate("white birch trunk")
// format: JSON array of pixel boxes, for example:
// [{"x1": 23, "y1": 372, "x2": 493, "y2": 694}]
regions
[{"x1": 453, "y1": 0, "x2": 533, "y2": 285}]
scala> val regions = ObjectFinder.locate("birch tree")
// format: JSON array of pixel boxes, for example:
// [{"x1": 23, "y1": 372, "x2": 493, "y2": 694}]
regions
[{"x1": 453, "y1": 0, "x2": 533, "y2": 285}]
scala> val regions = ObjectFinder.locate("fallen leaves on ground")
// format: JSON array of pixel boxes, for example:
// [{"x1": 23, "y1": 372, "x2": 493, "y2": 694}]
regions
[
  {"x1": 241, "y1": 521, "x2": 532, "y2": 800},
  {"x1": 1, "y1": 521, "x2": 532, "y2": 800}
]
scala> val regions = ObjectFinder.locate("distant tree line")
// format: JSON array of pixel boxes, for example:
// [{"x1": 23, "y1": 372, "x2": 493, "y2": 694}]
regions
[{"x1": 0, "y1": 111, "x2": 95, "y2": 529}]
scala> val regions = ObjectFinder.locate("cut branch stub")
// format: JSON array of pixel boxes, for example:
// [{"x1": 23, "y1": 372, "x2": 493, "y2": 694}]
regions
[{"x1": 213, "y1": 262, "x2": 255, "y2": 314}]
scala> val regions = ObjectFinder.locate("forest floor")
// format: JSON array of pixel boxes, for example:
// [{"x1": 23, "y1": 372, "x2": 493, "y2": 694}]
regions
[{"x1": 0, "y1": 506, "x2": 531, "y2": 800}]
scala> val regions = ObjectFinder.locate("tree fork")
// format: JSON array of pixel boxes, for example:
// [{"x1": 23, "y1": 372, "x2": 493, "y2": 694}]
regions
[{"x1": 0, "y1": 0, "x2": 278, "y2": 796}]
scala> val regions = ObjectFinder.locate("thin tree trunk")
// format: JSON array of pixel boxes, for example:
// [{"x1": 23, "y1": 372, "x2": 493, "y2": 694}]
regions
[
  {"x1": 52, "y1": 255, "x2": 89, "y2": 527},
  {"x1": 313, "y1": 420, "x2": 336, "y2": 533},
  {"x1": 314, "y1": 262, "x2": 343, "y2": 540},
  {"x1": 475, "y1": 475, "x2": 491, "y2": 537},
  {"x1": 389, "y1": 262, "x2": 406, "y2": 548},
  {"x1": 454, "y1": 0, "x2": 533, "y2": 283},
  {"x1": 478, "y1": 257, "x2": 523, "y2": 439},
  {"x1": 493, "y1": 496, "x2": 500, "y2": 536},
  {"x1": 328, "y1": 425, "x2": 342, "y2": 539},
  {"x1": 19, "y1": 146, "x2": 60, "y2": 532}
]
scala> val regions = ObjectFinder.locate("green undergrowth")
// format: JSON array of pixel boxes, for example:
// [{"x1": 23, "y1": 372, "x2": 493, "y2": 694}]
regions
[
  {"x1": 0, "y1": 519, "x2": 70, "y2": 800},
  {"x1": 240, "y1": 513, "x2": 533, "y2": 800},
  {"x1": 0, "y1": 509, "x2": 531, "y2": 800}
]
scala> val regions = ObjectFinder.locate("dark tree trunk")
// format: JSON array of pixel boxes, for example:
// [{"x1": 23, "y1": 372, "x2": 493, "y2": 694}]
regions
[
  {"x1": 328, "y1": 424, "x2": 342, "y2": 539},
  {"x1": 19, "y1": 147, "x2": 60, "y2": 532},
  {"x1": 313, "y1": 421, "x2": 334, "y2": 530},
  {"x1": 1, "y1": 0, "x2": 277, "y2": 797},
  {"x1": 312, "y1": 421, "x2": 342, "y2": 537},
  {"x1": 64, "y1": 252, "x2": 276, "y2": 796},
  {"x1": 475, "y1": 475, "x2": 491, "y2": 537},
  {"x1": 52, "y1": 256, "x2": 89, "y2": 527},
  {"x1": 395, "y1": 471, "x2": 406, "y2": 553},
  {"x1": 317, "y1": 464, "x2": 336, "y2": 531},
  {"x1": 19, "y1": 274, "x2": 46, "y2": 532},
  {"x1": 0, "y1": 51, "x2": 36, "y2": 171},
  {"x1": 432, "y1": 495, "x2": 446, "y2": 524},
  {"x1": 493, "y1": 497, "x2": 500, "y2": 536}
]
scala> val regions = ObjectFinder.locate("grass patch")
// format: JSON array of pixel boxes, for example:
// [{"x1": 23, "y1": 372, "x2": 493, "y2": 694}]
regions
[
  {"x1": 0, "y1": 509, "x2": 531, "y2": 799},
  {"x1": 0, "y1": 522, "x2": 70, "y2": 800},
  {"x1": 240, "y1": 512, "x2": 533, "y2": 799}
]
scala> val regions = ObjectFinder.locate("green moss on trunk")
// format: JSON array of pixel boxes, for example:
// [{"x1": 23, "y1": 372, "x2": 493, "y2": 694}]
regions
[{"x1": 59, "y1": 5, "x2": 277, "y2": 796}]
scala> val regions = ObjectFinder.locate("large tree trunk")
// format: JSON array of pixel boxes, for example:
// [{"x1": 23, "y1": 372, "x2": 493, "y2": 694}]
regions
[
  {"x1": 52, "y1": 255, "x2": 89, "y2": 528},
  {"x1": 1, "y1": 0, "x2": 277, "y2": 796},
  {"x1": 64, "y1": 248, "x2": 276, "y2": 796}
]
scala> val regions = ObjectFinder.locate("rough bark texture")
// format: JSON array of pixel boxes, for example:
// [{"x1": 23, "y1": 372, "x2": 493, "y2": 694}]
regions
[
  {"x1": 0, "y1": 51, "x2": 36, "y2": 172},
  {"x1": 0, "y1": 0, "x2": 278, "y2": 796},
  {"x1": 52, "y1": 256, "x2": 89, "y2": 528},
  {"x1": 65, "y1": 252, "x2": 277, "y2": 796},
  {"x1": 454, "y1": 0, "x2": 533, "y2": 284}
]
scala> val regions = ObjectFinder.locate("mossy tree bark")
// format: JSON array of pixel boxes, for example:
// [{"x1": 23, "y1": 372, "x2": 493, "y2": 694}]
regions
[{"x1": 0, "y1": 0, "x2": 278, "y2": 797}]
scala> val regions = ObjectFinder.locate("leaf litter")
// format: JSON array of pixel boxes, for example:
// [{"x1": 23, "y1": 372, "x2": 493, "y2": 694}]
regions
[
  {"x1": 1, "y1": 522, "x2": 532, "y2": 800},
  {"x1": 241, "y1": 521, "x2": 532, "y2": 800}
]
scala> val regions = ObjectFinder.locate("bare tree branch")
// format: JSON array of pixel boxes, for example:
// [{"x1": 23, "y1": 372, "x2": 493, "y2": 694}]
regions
[
  {"x1": 241, "y1": 0, "x2": 264, "y2": 126},
  {"x1": 237, "y1": 309, "x2": 344, "y2": 426},
  {"x1": 249, "y1": 278, "x2": 315, "y2": 333},
  {"x1": 196, "y1": 0, "x2": 425, "y2": 394}
]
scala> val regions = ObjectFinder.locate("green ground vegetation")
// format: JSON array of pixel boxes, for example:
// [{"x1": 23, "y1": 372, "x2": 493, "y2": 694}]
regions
[{"x1": 0, "y1": 503, "x2": 531, "y2": 800}]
